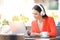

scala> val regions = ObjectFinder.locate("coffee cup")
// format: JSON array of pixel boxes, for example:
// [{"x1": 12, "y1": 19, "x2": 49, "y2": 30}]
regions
[{"x1": 40, "y1": 32, "x2": 49, "y2": 38}]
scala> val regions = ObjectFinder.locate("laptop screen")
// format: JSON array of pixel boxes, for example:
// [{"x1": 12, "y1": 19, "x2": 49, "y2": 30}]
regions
[{"x1": 9, "y1": 21, "x2": 28, "y2": 36}]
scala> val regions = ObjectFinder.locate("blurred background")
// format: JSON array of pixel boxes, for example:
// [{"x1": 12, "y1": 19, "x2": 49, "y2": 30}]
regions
[{"x1": 0, "y1": 0, "x2": 60, "y2": 36}]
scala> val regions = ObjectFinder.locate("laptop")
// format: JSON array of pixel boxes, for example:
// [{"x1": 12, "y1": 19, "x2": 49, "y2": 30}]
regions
[{"x1": 9, "y1": 21, "x2": 28, "y2": 36}]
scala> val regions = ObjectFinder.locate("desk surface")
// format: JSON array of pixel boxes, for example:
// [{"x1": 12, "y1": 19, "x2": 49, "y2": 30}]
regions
[
  {"x1": 0, "y1": 34, "x2": 60, "y2": 40},
  {"x1": 25, "y1": 36, "x2": 60, "y2": 40}
]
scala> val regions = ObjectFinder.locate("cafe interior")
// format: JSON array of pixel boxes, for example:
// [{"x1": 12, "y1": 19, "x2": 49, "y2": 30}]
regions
[{"x1": 0, "y1": 0, "x2": 60, "y2": 40}]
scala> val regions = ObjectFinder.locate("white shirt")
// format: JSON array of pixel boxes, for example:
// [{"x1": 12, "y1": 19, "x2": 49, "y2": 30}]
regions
[{"x1": 38, "y1": 20, "x2": 43, "y2": 31}]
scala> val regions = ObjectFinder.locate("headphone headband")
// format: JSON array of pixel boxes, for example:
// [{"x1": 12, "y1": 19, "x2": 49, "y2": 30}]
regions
[
  {"x1": 36, "y1": 4, "x2": 44, "y2": 12},
  {"x1": 36, "y1": 4, "x2": 45, "y2": 16}
]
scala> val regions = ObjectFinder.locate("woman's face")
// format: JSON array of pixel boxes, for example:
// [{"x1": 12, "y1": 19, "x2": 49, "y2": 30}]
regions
[{"x1": 32, "y1": 9, "x2": 42, "y2": 19}]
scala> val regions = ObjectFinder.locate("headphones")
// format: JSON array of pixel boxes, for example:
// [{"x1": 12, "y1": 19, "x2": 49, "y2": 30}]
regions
[{"x1": 36, "y1": 4, "x2": 46, "y2": 16}]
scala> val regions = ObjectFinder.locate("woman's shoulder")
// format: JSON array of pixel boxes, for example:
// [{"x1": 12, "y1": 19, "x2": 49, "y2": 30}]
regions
[
  {"x1": 46, "y1": 17, "x2": 54, "y2": 21},
  {"x1": 32, "y1": 20, "x2": 37, "y2": 23},
  {"x1": 47, "y1": 17, "x2": 54, "y2": 20}
]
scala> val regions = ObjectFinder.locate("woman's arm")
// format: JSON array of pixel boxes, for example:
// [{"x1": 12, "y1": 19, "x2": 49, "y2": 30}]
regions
[
  {"x1": 27, "y1": 21, "x2": 36, "y2": 36},
  {"x1": 30, "y1": 21, "x2": 40, "y2": 36},
  {"x1": 49, "y1": 17, "x2": 57, "y2": 37}
]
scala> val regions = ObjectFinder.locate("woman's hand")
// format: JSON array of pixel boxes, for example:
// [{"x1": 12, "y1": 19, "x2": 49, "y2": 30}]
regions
[
  {"x1": 27, "y1": 31, "x2": 40, "y2": 36},
  {"x1": 31, "y1": 33, "x2": 40, "y2": 36},
  {"x1": 27, "y1": 30, "x2": 31, "y2": 36}
]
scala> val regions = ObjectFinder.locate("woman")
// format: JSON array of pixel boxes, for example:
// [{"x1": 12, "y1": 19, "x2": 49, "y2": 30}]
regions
[{"x1": 28, "y1": 4, "x2": 57, "y2": 37}]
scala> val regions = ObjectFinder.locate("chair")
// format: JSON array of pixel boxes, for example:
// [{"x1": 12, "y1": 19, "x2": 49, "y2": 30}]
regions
[{"x1": 57, "y1": 22, "x2": 60, "y2": 36}]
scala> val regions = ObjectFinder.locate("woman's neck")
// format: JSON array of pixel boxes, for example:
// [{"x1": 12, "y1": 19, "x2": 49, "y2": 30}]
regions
[{"x1": 38, "y1": 17, "x2": 44, "y2": 22}]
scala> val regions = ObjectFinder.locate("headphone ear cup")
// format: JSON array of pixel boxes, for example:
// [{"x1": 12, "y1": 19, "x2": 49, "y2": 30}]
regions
[{"x1": 40, "y1": 11, "x2": 45, "y2": 16}]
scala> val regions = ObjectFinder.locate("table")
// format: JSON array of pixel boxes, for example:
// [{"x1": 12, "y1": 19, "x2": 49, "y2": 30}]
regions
[
  {"x1": 0, "y1": 34, "x2": 60, "y2": 40},
  {"x1": 25, "y1": 36, "x2": 60, "y2": 40}
]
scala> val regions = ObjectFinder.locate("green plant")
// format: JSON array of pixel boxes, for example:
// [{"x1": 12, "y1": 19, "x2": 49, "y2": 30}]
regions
[{"x1": 2, "y1": 19, "x2": 9, "y2": 26}]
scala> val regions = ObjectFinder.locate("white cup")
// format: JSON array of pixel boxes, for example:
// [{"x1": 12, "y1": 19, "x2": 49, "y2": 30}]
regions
[{"x1": 40, "y1": 32, "x2": 49, "y2": 38}]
